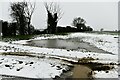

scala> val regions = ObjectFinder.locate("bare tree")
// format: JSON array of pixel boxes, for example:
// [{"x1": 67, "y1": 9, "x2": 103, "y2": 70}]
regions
[
  {"x1": 44, "y1": 2, "x2": 63, "y2": 34},
  {"x1": 24, "y1": 1, "x2": 35, "y2": 35},
  {"x1": 10, "y1": 2, "x2": 27, "y2": 35},
  {"x1": 10, "y1": 1, "x2": 35, "y2": 35}
]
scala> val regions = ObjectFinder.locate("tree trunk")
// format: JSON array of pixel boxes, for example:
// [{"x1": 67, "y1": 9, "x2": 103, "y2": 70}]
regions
[{"x1": 27, "y1": 17, "x2": 32, "y2": 35}]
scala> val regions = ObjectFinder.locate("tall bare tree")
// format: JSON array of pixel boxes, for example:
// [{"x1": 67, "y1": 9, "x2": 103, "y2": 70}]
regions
[
  {"x1": 10, "y1": 1, "x2": 35, "y2": 35},
  {"x1": 10, "y1": 2, "x2": 27, "y2": 35},
  {"x1": 44, "y1": 2, "x2": 63, "y2": 34},
  {"x1": 24, "y1": 1, "x2": 35, "y2": 35}
]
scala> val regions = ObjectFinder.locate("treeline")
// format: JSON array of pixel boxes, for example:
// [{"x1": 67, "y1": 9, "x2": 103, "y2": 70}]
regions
[
  {"x1": 2, "y1": 21, "x2": 37, "y2": 36},
  {"x1": 1, "y1": 2, "x2": 93, "y2": 37},
  {"x1": 56, "y1": 25, "x2": 93, "y2": 33},
  {"x1": 1, "y1": 1, "x2": 37, "y2": 37},
  {"x1": 1, "y1": 20, "x2": 93, "y2": 37}
]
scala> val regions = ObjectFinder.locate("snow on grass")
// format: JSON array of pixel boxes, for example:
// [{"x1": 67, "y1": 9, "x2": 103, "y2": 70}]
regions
[
  {"x1": 25, "y1": 32, "x2": 118, "y2": 55},
  {"x1": 0, "y1": 41, "x2": 118, "y2": 64},
  {"x1": 12, "y1": 40, "x2": 30, "y2": 45},
  {"x1": 12, "y1": 32, "x2": 119, "y2": 56},
  {"x1": 0, "y1": 55, "x2": 70, "y2": 79},
  {"x1": 0, "y1": 32, "x2": 119, "y2": 79},
  {"x1": 68, "y1": 32, "x2": 119, "y2": 79},
  {"x1": 93, "y1": 65, "x2": 118, "y2": 78},
  {"x1": 93, "y1": 70, "x2": 118, "y2": 78},
  {"x1": 31, "y1": 32, "x2": 119, "y2": 79},
  {"x1": 32, "y1": 34, "x2": 68, "y2": 40},
  {"x1": 0, "y1": 32, "x2": 119, "y2": 64},
  {"x1": 69, "y1": 33, "x2": 118, "y2": 55}
]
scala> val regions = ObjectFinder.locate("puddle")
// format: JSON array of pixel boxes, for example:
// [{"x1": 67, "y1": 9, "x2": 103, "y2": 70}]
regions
[{"x1": 27, "y1": 39, "x2": 111, "y2": 54}]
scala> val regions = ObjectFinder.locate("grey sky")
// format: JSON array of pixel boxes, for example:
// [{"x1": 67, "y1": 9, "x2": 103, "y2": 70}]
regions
[{"x1": 0, "y1": 0, "x2": 118, "y2": 31}]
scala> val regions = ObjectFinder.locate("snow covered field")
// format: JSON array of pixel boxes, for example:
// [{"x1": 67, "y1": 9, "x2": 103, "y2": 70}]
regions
[
  {"x1": 0, "y1": 55, "x2": 70, "y2": 78},
  {"x1": 0, "y1": 32, "x2": 119, "y2": 79},
  {"x1": 69, "y1": 33, "x2": 118, "y2": 55}
]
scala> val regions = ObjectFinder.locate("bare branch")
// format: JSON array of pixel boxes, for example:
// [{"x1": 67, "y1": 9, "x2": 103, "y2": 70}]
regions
[
  {"x1": 44, "y1": 2, "x2": 63, "y2": 20},
  {"x1": 44, "y1": 2, "x2": 63, "y2": 33}
]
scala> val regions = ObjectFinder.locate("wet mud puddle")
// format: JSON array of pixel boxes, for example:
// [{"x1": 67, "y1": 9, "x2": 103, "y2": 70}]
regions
[{"x1": 27, "y1": 39, "x2": 111, "y2": 54}]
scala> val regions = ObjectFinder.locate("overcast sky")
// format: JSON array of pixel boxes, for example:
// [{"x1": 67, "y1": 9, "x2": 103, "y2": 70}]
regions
[{"x1": 0, "y1": 0, "x2": 119, "y2": 31}]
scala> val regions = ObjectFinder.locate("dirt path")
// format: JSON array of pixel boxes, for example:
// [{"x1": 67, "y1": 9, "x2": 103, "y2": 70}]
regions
[
  {"x1": 59, "y1": 64, "x2": 93, "y2": 80},
  {"x1": 71, "y1": 65, "x2": 92, "y2": 78}
]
